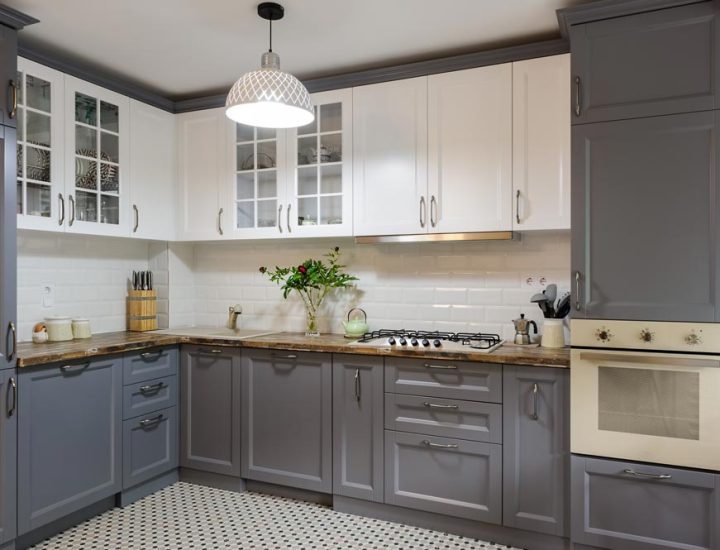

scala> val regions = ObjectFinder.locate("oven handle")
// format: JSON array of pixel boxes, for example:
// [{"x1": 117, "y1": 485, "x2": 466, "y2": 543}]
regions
[
  {"x1": 623, "y1": 469, "x2": 672, "y2": 481},
  {"x1": 578, "y1": 352, "x2": 720, "y2": 369}
]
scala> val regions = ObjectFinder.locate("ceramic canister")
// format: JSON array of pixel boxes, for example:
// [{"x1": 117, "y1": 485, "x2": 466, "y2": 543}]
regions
[
  {"x1": 71, "y1": 318, "x2": 92, "y2": 339},
  {"x1": 45, "y1": 316, "x2": 74, "y2": 342},
  {"x1": 541, "y1": 319, "x2": 565, "y2": 348}
]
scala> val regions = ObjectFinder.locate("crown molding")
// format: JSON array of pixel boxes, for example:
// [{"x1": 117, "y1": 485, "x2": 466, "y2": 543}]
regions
[{"x1": 0, "y1": 5, "x2": 37, "y2": 30}]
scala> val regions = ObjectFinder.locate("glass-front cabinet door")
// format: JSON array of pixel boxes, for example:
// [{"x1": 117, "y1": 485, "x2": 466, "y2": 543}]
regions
[
  {"x1": 230, "y1": 122, "x2": 287, "y2": 238},
  {"x1": 287, "y1": 89, "x2": 352, "y2": 237},
  {"x1": 16, "y1": 58, "x2": 64, "y2": 231},
  {"x1": 64, "y1": 76, "x2": 129, "y2": 236}
]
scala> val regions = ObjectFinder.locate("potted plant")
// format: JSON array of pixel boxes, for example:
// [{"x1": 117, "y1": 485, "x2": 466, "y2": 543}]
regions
[{"x1": 260, "y1": 247, "x2": 358, "y2": 336}]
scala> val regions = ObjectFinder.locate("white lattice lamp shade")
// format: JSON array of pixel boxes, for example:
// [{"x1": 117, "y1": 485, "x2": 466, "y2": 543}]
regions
[{"x1": 226, "y1": 52, "x2": 314, "y2": 129}]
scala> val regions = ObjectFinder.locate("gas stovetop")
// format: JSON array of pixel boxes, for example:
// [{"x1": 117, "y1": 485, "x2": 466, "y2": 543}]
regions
[{"x1": 351, "y1": 329, "x2": 504, "y2": 353}]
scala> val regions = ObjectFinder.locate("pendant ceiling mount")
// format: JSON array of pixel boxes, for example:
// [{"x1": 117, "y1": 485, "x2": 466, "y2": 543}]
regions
[{"x1": 225, "y1": 2, "x2": 314, "y2": 129}]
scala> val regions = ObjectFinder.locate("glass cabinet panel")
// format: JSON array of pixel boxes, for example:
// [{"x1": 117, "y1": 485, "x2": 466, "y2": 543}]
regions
[{"x1": 234, "y1": 123, "x2": 280, "y2": 230}]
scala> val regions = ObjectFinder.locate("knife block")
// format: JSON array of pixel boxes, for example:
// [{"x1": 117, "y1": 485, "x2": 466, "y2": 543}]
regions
[{"x1": 127, "y1": 290, "x2": 158, "y2": 332}]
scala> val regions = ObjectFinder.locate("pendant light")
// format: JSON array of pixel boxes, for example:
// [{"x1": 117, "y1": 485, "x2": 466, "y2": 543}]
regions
[{"x1": 225, "y1": 2, "x2": 314, "y2": 129}]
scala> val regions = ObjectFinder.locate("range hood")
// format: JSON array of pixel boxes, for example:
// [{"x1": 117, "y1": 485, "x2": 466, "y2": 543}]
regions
[{"x1": 355, "y1": 231, "x2": 515, "y2": 244}]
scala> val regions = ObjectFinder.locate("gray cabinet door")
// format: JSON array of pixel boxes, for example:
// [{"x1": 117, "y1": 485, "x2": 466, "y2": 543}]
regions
[
  {"x1": 122, "y1": 375, "x2": 177, "y2": 420},
  {"x1": 572, "y1": 111, "x2": 720, "y2": 321},
  {"x1": 0, "y1": 126, "x2": 16, "y2": 370},
  {"x1": 571, "y1": 1, "x2": 720, "y2": 124},
  {"x1": 384, "y1": 430, "x2": 502, "y2": 523},
  {"x1": 17, "y1": 357, "x2": 122, "y2": 535},
  {"x1": 0, "y1": 26, "x2": 17, "y2": 129},
  {"x1": 571, "y1": 455, "x2": 720, "y2": 550},
  {"x1": 123, "y1": 406, "x2": 178, "y2": 490},
  {"x1": 0, "y1": 370, "x2": 16, "y2": 545},
  {"x1": 179, "y1": 345, "x2": 241, "y2": 476},
  {"x1": 503, "y1": 366, "x2": 569, "y2": 537},
  {"x1": 123, "y1": 347, "x2": 178, "y2": 385},
  {"x1": 332, "y1": 354, "x2": 384, "y2": 502},
  {"x1": 242, "y1": 349, "x2": 332, "y2": 493}
]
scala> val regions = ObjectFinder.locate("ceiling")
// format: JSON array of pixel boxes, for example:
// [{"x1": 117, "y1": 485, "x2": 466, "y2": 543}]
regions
[{"x1": 6, "y1": 0, "x2": 590, "y2": 101}]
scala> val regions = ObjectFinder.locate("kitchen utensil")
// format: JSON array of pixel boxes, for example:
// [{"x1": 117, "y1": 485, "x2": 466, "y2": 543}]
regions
[
  {"x1": 555, "y1": 292, "x2": 571, "y2": 319},
  {"x1": 512, "y1": 314, "x2": 538, "y2": 345},
  {"x1": 132, "y1": 271, "x2": 138, "y2": 291},
  {"x1": 147, "y1": 271, "x2": 153, "y2": 291},
  {"x1": 71, "y1": 318, "x2": 92, "y2": 339},
  {"x1": 541, "y1": 319, "x2": 565, "y2": 348},
  {"x1": 45, "y1": 316, "x2": 73, "y2": 342},
  {"x1": 530, "y1": 291, "x2": 550, "y2": 317},
  {"x1": 545, "y1": 284, "x2": 558, "y2": 304},
  {"x1": 140, "y1": 271, "x2": 146, "y2": 291},
  {"x1": 342, "y1": 307, "x2": 369, "y2": 338}
]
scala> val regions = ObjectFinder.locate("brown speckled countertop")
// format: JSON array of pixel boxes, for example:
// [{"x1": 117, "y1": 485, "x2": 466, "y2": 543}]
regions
[{"x1": 17, "y1": 329, "x2": 570, "y2": 368}]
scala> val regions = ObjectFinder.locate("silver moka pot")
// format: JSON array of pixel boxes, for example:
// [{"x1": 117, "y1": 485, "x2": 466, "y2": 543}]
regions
[{"x1": 512, "y1": 314, "x2": 538, "y2": 345}]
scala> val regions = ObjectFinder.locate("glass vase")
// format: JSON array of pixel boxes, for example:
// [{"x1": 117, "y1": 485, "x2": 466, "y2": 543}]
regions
[{"x1": 305, "y1": 309, "x2": 320, "y2": 337}]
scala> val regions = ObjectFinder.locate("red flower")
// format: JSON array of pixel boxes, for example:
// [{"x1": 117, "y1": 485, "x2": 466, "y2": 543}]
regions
[
  {"x1": 259, "y1": 266, "x2": 267, "y2": 274},
  {"x1": 298, "y1": 265, "x2": 307, "y2": 274}
]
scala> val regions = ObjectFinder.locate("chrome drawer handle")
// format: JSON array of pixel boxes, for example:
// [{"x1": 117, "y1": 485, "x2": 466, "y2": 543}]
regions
[
  {"x1": 423, "y1": 402, "x2": 458, "y2": 409},
  {"x1": 140, "y1": 351, "x2": 164, "y2": 361},
  {"x1": 623, "y1": 469, "x2": 671, "y2": 481},
  {"x1": 354, "y1": 368, "x2": 361, "y2": 403},
  {"x1": 274, "y1": 354, "x2": 297, "y2": 359},
  {"x1": 139, "y1": 382, "x2": 165, "y2": 395},
  {"x1": 531, "y1": 383, "x2": 539, "y2": 420},
  {"x1": 7, "y1": 377, "x2": 16, "y2": 417},
  {"x1": 423, "y1": 363, "x2": 457, "y2": 370},
  {"x1": 423, "y1": 440, "x2": 459, "y2": 449},
  {"x1": 139, "y1": 414, "x2": 164, "y2": 428},
  {"x1": 60, "y1": 362, "x2": 90, "y2": 374},
  {"x1": 200, "y1": 349, "x2": 223, "y2": 355}
]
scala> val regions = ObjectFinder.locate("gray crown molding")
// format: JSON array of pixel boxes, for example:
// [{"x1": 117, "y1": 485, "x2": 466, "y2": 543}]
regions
[
  {"x1": 175, "y1": 38, "x2": 569, "y2": 113},
  {"x1": 0, "y1": 5, "x2": 37, "y2": 30},
  {"x1": 557, "y1": 0, "x2": 705, "y2": 37}
]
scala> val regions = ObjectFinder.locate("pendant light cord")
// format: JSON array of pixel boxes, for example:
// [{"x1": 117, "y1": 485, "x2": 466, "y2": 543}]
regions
[{"x1": 269, "y1": 18, "x2": 273, "y2": 52}]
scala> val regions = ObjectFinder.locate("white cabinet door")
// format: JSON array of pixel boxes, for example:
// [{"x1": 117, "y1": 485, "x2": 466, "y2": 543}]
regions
[
  {"x1": 129, "y1": 100, "x2": 176, "y2": 240},
  {"x1": 428, "y1": 65, "x2": 512, "y2": 233},
  {"x1": 353, "y1": 77, "x2": 428, "y2": 236},
  {"x1": 512, "y1": 54, "x2": 571, "y2": 230},
  {"x1": 176, "y1": 108, "x2": 228, "y2": 241},
  {"x1": 16, "y1": 58, "x2": 65, "y2": 232},
  {"x1": 64, "y1": 76, "x2": 130, "y2": 236},
  {"x1": 287, "y1": 88, "x2": 353, "y2": 237}
]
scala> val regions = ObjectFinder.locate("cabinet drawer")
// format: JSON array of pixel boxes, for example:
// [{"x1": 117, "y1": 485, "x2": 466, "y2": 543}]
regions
[
  {"x1": 122, "y1": 375, "x2": 177, "y2": 420},
  {"x1": 384, "y1": 430, "x2": 502, "y2": 523},
  {"x1": 385, "y1": 358, "x2": 501, "y2": 403},
  {"x1": 385, "y1": 393, "x2": 501, "y2": 444},
  {"x1": 123, "y1": 347, "x2": 178, "y2": 385},
  {"x1": 123, "y1": 407, "x2": 178, "y2": 490},
  {"x1": 571, "y1": 456, "x2": 720, "y2": 550}
]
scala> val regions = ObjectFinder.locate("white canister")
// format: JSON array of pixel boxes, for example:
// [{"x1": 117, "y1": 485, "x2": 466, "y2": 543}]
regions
[
  {"x1": 45, "y1": 316, "x2": 73, "y2": 342},
  {"x1": 541, "y1": 319, "x2": 566, "y2": 348},
  {"x1": 71, "y1": 318, "x2": 92, "y2": 339}
]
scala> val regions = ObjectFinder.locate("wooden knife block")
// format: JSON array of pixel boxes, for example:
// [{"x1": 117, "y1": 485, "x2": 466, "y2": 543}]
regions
[{"x1": 127, "y1": 290, "x2": 158, "y2": 332}]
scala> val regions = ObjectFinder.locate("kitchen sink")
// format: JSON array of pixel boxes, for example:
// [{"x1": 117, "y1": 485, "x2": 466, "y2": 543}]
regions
[{"x1": 153, "y1": 327, "x2": 277, "y2": 340}]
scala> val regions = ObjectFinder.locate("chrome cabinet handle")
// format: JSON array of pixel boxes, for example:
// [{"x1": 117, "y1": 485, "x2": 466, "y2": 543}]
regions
[
  {"x1": 8, "y1": 79, "x2": 16, "y2": 119},
  {"x1": 515, "y1": 189, "x2": 521, "y2": 224},
  {"x1": 60, "y1": 362, "x2": 90, "y2": 374},
  {"x1": 6, "y1": 322, "x2": 15, "y2": 362},
  {"x1": 423, "y1": 363, "x2": 457, "y2": 370},
  {"x1": 274, "y1": 353, "x2": 297, "y2": 360},
  {"x1": 623, "y1": 469, "x2": 672, "y2": 481},
  {"x1": 574, "y1": 271, "x2": 582, "y2": 311},
  {"x1": 287, "y1": 203, "x2": 292, "y2": 233},
  {"x1": 133, "y1": 204, "x2": 139, "y2": 233},
  {"x1": 354, "y1": 368, "x2": 361, "y2": 403},
  {"x1": 423, "y1": 401, "x2": 459, "y2": 410},
  {"x1": 419, "y1": 196, "x2": 426, "y2": 228},
  {"x1": 69, "y1": 195, "x2": 76, "y2": 226},
  {"x1": 531, "y1": 383, "x2": 539, "y2": 420},
  {"x1": 217, "y1": 208, "x2": 224, "y2": 235},
  {"x1": 423, "y1": 440, "x2": 459, "y2": 449},
  {"x1": 199, "y1": 348, "x2": 223, "y2": 355},
  {"x1": 574, "y1": 76, "x2": 581, "y2": 117},
  {"x1": 140, "y1": 351, "x2": 163, "y2": 361},
  {"x1": 58, "y1": 194, "x2": 65, "y2": 226},
  {"x1": 278, "y1": 204, "x2": 283, "y2": 233},
  {"x1": 139, "y1": 382, "x2": 165, "y2": 395},
  {"x1": 7, "y1": 377, "x2": 16, "y2": 417},
  {"x1": 430, "y1": 195, "x2": 438, "y2": 227},
  {"x1": 139, "y1": 414, "x2": 164, "y2": 428}
]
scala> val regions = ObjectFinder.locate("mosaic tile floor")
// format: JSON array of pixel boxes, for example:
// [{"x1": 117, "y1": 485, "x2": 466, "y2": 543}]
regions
[{"x1": 31, "y1": 482, "x2": 523, "y2": 549}]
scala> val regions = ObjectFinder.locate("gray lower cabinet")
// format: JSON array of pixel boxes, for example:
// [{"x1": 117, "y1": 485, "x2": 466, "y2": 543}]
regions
[
  {"x1": 571, "y1": 455, "x2": 720, "y2": 550},
  {"x1": 242, "y1": 348, "x2": 332, "y2": 493},
  {"x1": 180, "y1": 345, "x2": 241, "y2": 476},
  {"x1": 0, "y1": 125, "x2": 16, "y2": 370},
  {"x1": 123, "y1": 347, "x2": 178, "y2": 385},
  {"x1": 332, "y1": 355, "x2": 384, "y2": 502},
  {"x1": 570, "y1": 1, "x2": 720, "y2": 124},
  {"x1": 571, "y1": 111, "x2": 720, "y2": 321},
  {"x1": 123, "y1": 407, "x2": 178, "y2": 490},
  {"x1": 17, "y1": 357, "x2": 122, "y2": 535},
  {"x1": 384, "y1": 430, "x2": 502, "y2": 523},
  {"x1": 122, "y1": 375, "x2": 177, "y2": 420},
  {"x1": 0, "y1": 370, "x2": 16, "y2": 545},
  {"x1": 503, "y1": 366, "x2": 568, "y2": 537}
]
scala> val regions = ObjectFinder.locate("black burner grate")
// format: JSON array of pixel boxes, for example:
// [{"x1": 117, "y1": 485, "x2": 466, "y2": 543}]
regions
[{"x1": 357, "y1": 329, "x2": 501, "y2": 347}]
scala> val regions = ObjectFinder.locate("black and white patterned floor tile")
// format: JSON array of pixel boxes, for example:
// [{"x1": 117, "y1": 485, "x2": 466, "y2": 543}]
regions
[{"x1": 31, "y1": 482, "x2": 523, "y2": 550}]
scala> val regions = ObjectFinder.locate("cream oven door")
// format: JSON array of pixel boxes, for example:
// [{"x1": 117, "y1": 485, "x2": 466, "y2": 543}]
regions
[{"x1": 571, "y1": 348, "x2": 720, "y2": 470}]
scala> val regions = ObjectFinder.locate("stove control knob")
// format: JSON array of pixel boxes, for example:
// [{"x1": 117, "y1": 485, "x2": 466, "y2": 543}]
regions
[
  {"x1": 399, "y1": 337, "x2": 407, "y2": 346},
  {"x1": 640, "y1": 329, "x2": 654, "y2": 343},
  {"x1": 595, "y1": 328, "x2": 612, "y2": 343},
  {"x1": 410, "y1": 337, "x2": 419, "y2": 347},
  {"x1": 433, "y1": 339, "x2": 442, "y2": 348},
  {"x1": 387, "y1": 337, "x2": 396, "y2": 346},
  {"x1": 685, "y1": 332, "x2": 702, "y2": 346},
  {"x1": 421, "y1": 339, "x2": 430, "y2": 347}
]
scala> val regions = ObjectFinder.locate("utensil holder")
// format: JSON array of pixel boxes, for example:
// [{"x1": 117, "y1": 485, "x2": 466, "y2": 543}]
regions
[
  {"x1": 541, "y1": 319, "x2": 565, "y2": 348},
  {"x1": 127, "y1": 290, "x2": 157, "y2": 332}
]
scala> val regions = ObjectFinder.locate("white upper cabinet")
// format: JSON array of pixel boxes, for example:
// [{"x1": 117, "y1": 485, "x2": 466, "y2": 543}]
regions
[
  {"x1": 129, "y1": 100, "x2": 177, "y2": 241},
  {"x1": 512, "y1": 54, "x2": 571, "y2": 230},
  {"x1": 353, "y1": 77, "x2": 428, "y2": 236},
  {"x1": 428, "y1": 65, "x2": 512, "y2": 233},
  {"x1": 177, "y1": 107, "x2": 229, "y2": 241},
  {"x1": 64, "y1": 76, "x2": 130, "y2": 236},
  {"x1": 287, "y1": 88, "x2": 353, "y2": 237},
  {"x1": 16, "y1": 58, "x2": 65, "y2": 231}
]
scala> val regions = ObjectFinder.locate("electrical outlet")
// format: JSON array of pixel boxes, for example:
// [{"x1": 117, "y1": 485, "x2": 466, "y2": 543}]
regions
[
  {"x1": 41, "y1": 284, "x2": 55, "y2": 308},
  {"x1": 523, "y1": 275, "x2": 547, "y2": 288}
]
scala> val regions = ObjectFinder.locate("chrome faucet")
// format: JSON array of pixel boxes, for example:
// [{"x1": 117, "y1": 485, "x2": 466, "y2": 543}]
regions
[{"x1": 227, "y1": 304, "x2": 242, "y2": 329}]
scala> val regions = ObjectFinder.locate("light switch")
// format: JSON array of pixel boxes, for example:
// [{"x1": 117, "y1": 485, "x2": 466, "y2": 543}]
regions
[{"x1": 42, "y1": 284, "x2": 55, "y2": 308}]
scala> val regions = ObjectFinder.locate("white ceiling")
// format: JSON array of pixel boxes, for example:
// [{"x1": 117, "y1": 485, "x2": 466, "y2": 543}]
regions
[{"x1": 6, "y1": 0, "x2": 589, "y2": 100}]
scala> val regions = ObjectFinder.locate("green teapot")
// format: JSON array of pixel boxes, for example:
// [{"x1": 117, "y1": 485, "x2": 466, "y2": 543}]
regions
[{"x1": 343, "y1": 308, "x2": 369, "y2": 338}]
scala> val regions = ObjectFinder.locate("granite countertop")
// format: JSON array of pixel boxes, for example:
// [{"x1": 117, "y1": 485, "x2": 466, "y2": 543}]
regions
[{"x1": 17, "y1": 328, "x2": 570, "y2": 368}]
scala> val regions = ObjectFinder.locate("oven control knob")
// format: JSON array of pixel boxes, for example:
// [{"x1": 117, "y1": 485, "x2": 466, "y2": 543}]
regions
[
  {"x1": 399, "y1": 337, "x2": 407, "y2": 346},
  {"x1": 421, "y1": 339, "x2": 430, "y2": 347},
  {"x1": 410, "y1": 337, "x2": 419, "y2": 347},
  {"x1": 685, "y1": 332, "x2": 702, "y2": 346},
  {"x1": 433, "y1": 339, "x2": 442, "y2": 348},
  {"x1": 387, "y1": 337, "x2": 396, "y2": 346},
  {"x1": 640, "y1": 329, "x2": 654, "y2": 343},
  {"x1": 595, "y1": 328, "x2": 612, "y2": 343}
]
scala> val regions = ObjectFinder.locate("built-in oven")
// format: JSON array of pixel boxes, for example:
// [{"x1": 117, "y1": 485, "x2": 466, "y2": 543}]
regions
[{"x1": 571, "y1": 320, "x2": 720, "y2": 471}]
